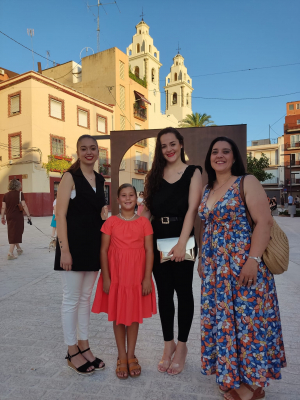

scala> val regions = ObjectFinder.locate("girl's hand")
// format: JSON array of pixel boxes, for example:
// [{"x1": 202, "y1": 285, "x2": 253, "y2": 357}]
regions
[
  {"x1": 101, "y1": 206, "x2": 108, "y2": 220},
  {"x1": 168, "y1": 242, "x2": 186, "y2": 262},
  {"x1": 103, "y1": 278, "x2": 111, "y2": 294},
  {"x1": 238, "y1": 259, "x2": 258, "y2": 287},
  {"x1": 60, "y1": 250, "x2": 73, "y2": 271},
  {"x1": 142, "y1": 278, "x2": 152, "y2": 296},
  {"x1": 1, "y1": 217, "x2": 6, "y2": 225}
]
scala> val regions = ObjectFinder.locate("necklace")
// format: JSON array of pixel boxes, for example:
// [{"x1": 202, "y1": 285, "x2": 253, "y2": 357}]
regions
[
  {"x1": 119, "y1": 213, "x2": 136, "y2": 221},
  {"x1": 83, "y1": 172, "x2": 94, "y2": 181},
  {"x1": 212, "y1": 175, "x2": 232, "y2": 194}
]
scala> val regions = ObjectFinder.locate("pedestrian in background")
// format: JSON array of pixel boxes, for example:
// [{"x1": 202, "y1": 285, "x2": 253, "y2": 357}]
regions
[
  {"x1": 1, "y1": 179, "x2": 31, "y2": 260},
  {"x1": 137, "y1": 191, "x2": 145, "y2": 216},
  {"x1": 198, "y1": 137, "x2": 286, "y2": 400},
  {"x1": 288, "y1": 193, "x2": 294, "y2": 205},
  {"x1": 50, "y1": 193, "x2": 57, "y2": 239},
  {"x1": 55, "y1": 134, "x2": 108, "y2": 376}
]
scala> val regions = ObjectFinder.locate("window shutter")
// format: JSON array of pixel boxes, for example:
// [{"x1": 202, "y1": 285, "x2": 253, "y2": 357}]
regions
[
  {"x1": 11, "y1": 135, "x2": 20, "y2": 158},
  {"x1": 120, "y1": 85, "x2": 125, "y2": 110},
  {"x1": 120, "y1": 115, "x2": 126, "y2": 130},
  {"x1": 119, "y1": 158, "x2": 126, "y2": 170},
  {"x1": 52, "y1": 138, "x2": 64, "y2": 156},
  {"x1": 50, "y1": 99, "x2": 62, "y2": 119},
  {"x1": 11, "y1": 95, "x2": 20, "y2": 114},
  {"x1": 97, "y1": 116, "x2": 106, "y2": 133},
  {"x1": 78, "y1": 109, "x2": 88, "y2": 127}
]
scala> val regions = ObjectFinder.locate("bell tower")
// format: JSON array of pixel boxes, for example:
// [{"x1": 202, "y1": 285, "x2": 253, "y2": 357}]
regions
[
  {"x1": 126, "y1": 19, "x2": 162, "y2": 123},
  {"x1": 164, "y1": 52, "x2": 193, "y2": 123}
]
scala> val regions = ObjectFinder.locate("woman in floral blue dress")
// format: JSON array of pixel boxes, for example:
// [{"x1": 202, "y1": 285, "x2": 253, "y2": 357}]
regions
[{"x1": 198, "y1": 137, "x2": 286, "y2": 400}]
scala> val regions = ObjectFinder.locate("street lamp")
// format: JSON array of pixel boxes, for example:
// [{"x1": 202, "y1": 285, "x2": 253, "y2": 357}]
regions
[{"x1": 280, "y1": 153, "x2": 292, "y2": 196}]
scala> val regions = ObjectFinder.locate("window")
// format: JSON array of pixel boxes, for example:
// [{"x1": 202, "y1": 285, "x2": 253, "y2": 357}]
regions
[
  {"x1": 174, "y1": 73, "x2": 178, "y2": 81},
  {"x1": 132, "y1": 178, "x2": 144, "y2": 192},
  {"x1": 119, "y1": 158, "x2": 126, "y2": 170},
  {"x1": 137, "y1": 43, "x2": 140, "y2": 53},
  {"x1": 97, "y1": 114, "x2": 107, "y2": 133},
  {"x1": 8, "y1": 133, "x2": 21, "y2": 159},
  {"x1": 154, "y1": 52, "x2": 157, "y2": 58},
  {"x1": 77, "y1": 107, "x2": 90, "y2": 129},
  {"x1": 129, "y1": 49, "x2": 132, "y2": 56},
  {"x1": 186, "y1": 93, "x2": 189, "y2": 105},
  {"x1": 151, "y1": 68, "x2": 155, "y2": 83},
  {"x1": 134, "y1": 66, "x2": 140, "y2": 78},
  {"x1": 8, "y1": 92, "x2": 21, "y2": 116},
  {"x1": 176, "y1": 62, "x2": 178, "y2": 66},
  {"x1": 119, "y1": 60, "x2": 125, "y2": 80},
  {"x1": 120, "y1": 85, "x2": 125, "y2": 110},
  {"x1": 296, "y1": 103, "x2": 300, "y2": 109},
  {"x1": 120, "y1": 115, "x2": 126, "y2": 130},
  {"x1": 168, "y1": 78, "x2": 170, "y2": 83},
  {"x1": 172, "y1": 93, "x2": 177, "y2": 105},
  {"x1": 51, "y1": 135, "x2": 65, "y2": 156},
  {"x1": 99, "y1": 148, "x2": 108, "y2": 164},
  {"x1": 49, "y1": 95, "x2": 65, "y2": 121},
  {"x1": 139, "y1": 30, "x2": 141, "y2": 34},
  {"x1": 135, "y1": 151, "x2": 142, "y2": 161},
  {"x1": 297, "y1": 120, "x2": 300, "y2": 125},
  {"x1": 289, "y1": 104, "x2": 294, "y2": 110}
]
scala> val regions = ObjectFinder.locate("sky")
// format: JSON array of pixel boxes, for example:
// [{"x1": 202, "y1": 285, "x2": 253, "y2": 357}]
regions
[{"x1": 1, "y1": 0, "x2": 299, "y2": 144}]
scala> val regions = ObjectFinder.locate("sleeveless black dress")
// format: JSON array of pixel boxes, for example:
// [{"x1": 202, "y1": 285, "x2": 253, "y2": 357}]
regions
[{"x1": 54, "y1": 168, "x2": 106, "y2": 271}]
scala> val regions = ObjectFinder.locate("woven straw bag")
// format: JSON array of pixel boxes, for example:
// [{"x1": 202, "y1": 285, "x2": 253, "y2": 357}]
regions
[{"x1": 240, "y1": 176, "x2": 289, "y2": 275}]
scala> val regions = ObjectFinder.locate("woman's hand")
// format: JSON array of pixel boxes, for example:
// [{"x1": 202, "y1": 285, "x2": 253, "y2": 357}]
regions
[
  {"x1": 238, "y1": 259, "x2": 258, "y2": 287},
  {"x1": 103, "y1": 277, "x2": 111, "y2": 294},
  {"x1": 101, "y1": 205, "x2": 108, "y2": 220},
  {"x1": 197, "y1": 258, "x2": 203, "y2": 277},
  {"x1": 1, "y1": 217, "x2": 6, "y2": 225},
  {"x1": 168, "y1": 242, "x2": 186, "y2": 262},
  {"x1": 60, "y1": 250, "x2": 73, "y2": 271},
  {"x1": 142, "y1": 278, "x2": 152, "y2": 296}
]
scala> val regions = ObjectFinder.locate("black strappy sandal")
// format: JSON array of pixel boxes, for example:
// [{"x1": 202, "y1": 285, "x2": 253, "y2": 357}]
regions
[
  {"x1": 79, "y1": 347, "x2": 105, "y2": 371},
  {"x1": 65, "y1": 350, "x2": 95, "y2": 375}
]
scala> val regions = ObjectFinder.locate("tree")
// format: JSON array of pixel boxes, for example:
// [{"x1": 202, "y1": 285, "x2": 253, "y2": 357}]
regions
[
  {"x1": 247, "y1": 153, "x2": 274, "y2": 182},
  {"x1": 179, "y1": 112, "x2": 215, "y2": 128}
]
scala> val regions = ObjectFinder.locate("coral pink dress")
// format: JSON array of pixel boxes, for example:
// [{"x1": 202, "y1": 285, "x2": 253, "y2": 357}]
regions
[{"x1": 92, "y1": 216, "x2": 157, "y2": 326}]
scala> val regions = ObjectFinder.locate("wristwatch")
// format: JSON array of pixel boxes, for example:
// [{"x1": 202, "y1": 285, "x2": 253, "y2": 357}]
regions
[{"x1": 249, "y1": 256, "x2": 261, "y2": 264}]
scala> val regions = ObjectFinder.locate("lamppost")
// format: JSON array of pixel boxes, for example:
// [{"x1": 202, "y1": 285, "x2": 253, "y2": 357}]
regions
[{"x1": 281, "y1": 153, "x2": 292, "y2": 196}]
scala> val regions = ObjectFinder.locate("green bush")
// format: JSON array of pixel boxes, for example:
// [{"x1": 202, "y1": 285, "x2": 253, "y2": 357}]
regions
[
  {"x1": 43, "y1": 156, "x2": 72, "y2": 176},
  {"x1": 129, "y1": 67, "x2": 147, "y2": 88}
]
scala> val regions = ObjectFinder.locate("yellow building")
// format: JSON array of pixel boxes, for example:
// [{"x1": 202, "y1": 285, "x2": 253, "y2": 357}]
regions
[
  {"x1": 42, "y1": 47, "x2": 151, "y2": 192},
  {"x1": 0, "y1": 71, "x2": 113, "y2": 215}
]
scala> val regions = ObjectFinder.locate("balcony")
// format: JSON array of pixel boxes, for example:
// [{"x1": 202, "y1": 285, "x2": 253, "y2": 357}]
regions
[
  {"x1": 262, "y1": 177, "x2": 279, "y2": 185},
  {"x1": 285, "y1": 142, "x2": 300, "y2": 150},
  {"x1": 284, "y1": 123, "x2": 300, "y2": 132},
  {"x1": 284, "y1": 160, "x2": 300, "y2": 167},
  {"x1": 134, "y1": 160, "x2": 148, "y2": 174},
  {"x1": 134, "y1": 107, "x2": 147, "y2": 121},
  {"x1": 99, "y1": 164, "x2": 111, "y2": 176},
  {"x1": 135, "y1": 139, "x2": 147, "y2": 147},
  {"x1": 286, "y1": 178, "x2": 300, "y2": 185}
]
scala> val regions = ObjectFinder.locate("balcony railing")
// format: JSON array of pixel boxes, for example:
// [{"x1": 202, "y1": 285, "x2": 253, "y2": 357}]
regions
[
  {"x1": 286, "y1": 178, "x2": 300, "y2": 185},
  {"x1": 134, "y1": 107, "x2": 147, "y2": 121},
  {"x1": 262, "y1": 177, "x2": 279, "y2": 184},
  {"x1": 285, "y1": 160, "x2": 300, "y2": 167},
  {"x1": 99, "y1": 164, "x2": 111, "y2": 176},
  {"x1": 134, "y1": 160, "x2": 148, "y2": 174},
  {"x1": 284, "y1": 123, "x2": 300, "y2": 131},
  {"x1": 136, "y1": 139, "x2": 147, "y2": 147},
  {"x1": 285, "y1": 142, "x2": 300, "y2": 150}
]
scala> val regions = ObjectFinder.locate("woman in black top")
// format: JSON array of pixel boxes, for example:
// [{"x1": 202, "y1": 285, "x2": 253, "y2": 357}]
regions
[
  {"x1": 55, "y1": 134, "x2": 108, "y2": 375},
  {"x1": 143, "y1": 127, "x2": 202, "y2": 375}
]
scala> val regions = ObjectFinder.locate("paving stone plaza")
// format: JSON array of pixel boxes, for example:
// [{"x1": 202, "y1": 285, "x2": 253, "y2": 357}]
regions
[{"x1": 0, "y1": 216, "x2": 299, "y2": 400}]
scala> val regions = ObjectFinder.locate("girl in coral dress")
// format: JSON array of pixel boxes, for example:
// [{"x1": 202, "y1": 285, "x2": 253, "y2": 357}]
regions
[{"x1": 92, "y1": 184, "x2": 157, "y2": 379}]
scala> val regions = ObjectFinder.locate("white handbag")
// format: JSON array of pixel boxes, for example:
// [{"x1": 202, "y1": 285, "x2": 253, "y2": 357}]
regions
[{"x1": 157, "y1": 236, "x2": 196, "y2": 263}]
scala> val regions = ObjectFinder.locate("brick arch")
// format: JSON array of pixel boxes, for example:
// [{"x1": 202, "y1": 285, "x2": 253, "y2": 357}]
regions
[{"x1": 110, "y1": 125, "x2": 247, "y2": 214}]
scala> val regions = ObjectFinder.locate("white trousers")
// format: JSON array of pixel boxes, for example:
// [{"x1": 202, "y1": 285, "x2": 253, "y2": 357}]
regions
[{"x1": 61, "y1": 271, "x2": 98, "y2": 345}]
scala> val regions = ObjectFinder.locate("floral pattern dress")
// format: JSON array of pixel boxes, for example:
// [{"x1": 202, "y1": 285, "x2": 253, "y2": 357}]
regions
[{"x1": 198, "y1": 176, "x2": 286, "y2": 389}]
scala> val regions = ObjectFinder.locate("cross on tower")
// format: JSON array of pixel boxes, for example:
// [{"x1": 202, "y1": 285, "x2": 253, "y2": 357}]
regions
[
  {"x1": 140, "y1": 7, "x2": 145, "y2": 21},
  {"x1": 177, "y1": 42, "x2": 181, "y2": 54}
]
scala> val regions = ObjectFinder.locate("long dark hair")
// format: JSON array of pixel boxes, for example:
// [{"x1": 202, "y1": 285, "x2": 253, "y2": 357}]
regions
[
  {"x1": 205, "y1": 136, "x2": 246, "y2": 189},
  {"x1": 144, "y1": 127, "x2": 186, "y2": 209},
  {"x1": 67, "y1": 134, "x2": 98, "y2": 173}
]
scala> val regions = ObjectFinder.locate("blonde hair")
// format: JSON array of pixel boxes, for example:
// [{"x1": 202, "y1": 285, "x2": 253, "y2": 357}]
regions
[{"x1": 8, "y1": 179, "x2": 21, "y2": 191}]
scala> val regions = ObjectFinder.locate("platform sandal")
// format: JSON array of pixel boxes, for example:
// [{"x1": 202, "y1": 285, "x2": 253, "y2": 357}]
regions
[
  {"x1": 16, "y1": 248, "x2": 23, "y2": 255},
  {"x1": 225, "y1": 383, "x2": 265, "y2": 400},
  {"x1": 116, "y1": 358, "x2": 128, "y2": 380},
  {"x1": 79, "y1": 347, "x2": 105, "y2": 371},
  {"x1": 7, "y1": 253, "x2": 17, "y2": 260},
  {"x1": 65, "y1": 351, "x2": 94, "y2": 375},
  {"x1": 128, "y1": 356, "x2": 141, "y2": 378}
]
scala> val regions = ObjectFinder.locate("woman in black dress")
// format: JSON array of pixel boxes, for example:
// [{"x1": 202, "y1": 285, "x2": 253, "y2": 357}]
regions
[
  {"x1": 143, "y1": 127, "x2": 202, "y2": 375},
  {"x1": 55, "y1": 134, "x2": 108, "y2": 375}
]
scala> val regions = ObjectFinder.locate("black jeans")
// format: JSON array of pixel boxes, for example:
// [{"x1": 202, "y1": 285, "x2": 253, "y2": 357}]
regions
[{"x1": 153, "y1": 258, "x2": 194, "y2": 342}]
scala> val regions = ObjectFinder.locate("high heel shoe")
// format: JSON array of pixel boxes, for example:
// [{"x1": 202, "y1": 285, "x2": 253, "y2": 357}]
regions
[
  {"x1": 167, "y1": 347, "x2": 188, "y2": 376},
  {"x1": 79, "y1": 346, "x2": 105, "y2": 371},
  {"x1": 65, "y1": 350, "x2": 94, "y2": 375}
]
